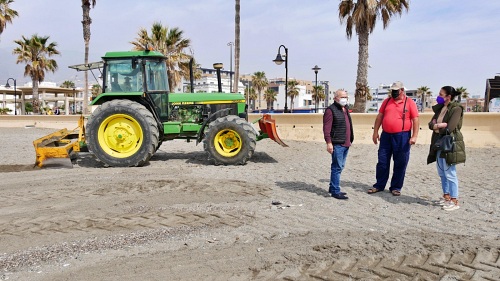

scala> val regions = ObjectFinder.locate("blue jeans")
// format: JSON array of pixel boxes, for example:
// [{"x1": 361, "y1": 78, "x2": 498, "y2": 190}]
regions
[
  {"x1": 329, "y1": 144, "x2": 349, "y2": 195},
  {"x1": 373, "y1": 131, "x2": 411, "y2": 191},
  {"x1": 436, "y1": 151, "x2": 459, "y2": 198}
]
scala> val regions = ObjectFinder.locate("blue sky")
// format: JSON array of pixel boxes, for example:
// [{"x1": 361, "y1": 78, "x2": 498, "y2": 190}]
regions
[{"x1": 1, "y1": 0, "x2": 499, "y2": 98}]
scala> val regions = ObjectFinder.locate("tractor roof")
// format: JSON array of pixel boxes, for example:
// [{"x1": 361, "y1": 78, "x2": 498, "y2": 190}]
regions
[{"x1": 102, "y1": 50, "x2": 166, "y2": 59}]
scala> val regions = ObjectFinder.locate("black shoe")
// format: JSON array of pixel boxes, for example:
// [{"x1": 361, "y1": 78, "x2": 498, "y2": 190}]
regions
[
  {"x1": 332, "y1": 193, "x2": 349, "y2": 200},
  {"x1": 330, "y1": 192, "x2": 347, "y2": 196}
]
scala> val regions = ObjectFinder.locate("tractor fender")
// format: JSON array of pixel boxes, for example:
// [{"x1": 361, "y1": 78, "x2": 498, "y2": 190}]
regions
[{"x1": 196, "y1": 108, "x2": 232, "y2": 145}]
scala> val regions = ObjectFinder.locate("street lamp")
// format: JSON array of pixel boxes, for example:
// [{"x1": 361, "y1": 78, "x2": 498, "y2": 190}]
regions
[
  {"x1": 312, "y1": 65, "x2": 321, "y2": 113},
  {"x1": 5, "y1": 78, "x2": 17, "y2": 115},
  {"x1": 213, "y1": 63, "x2": 223, "y2": 92},
  {"x1": 227, "y1": 42, "x2": 234, "y2": 92},
  {"x1": 273, "y1": 45, "x2": 289, "y2": 113}
]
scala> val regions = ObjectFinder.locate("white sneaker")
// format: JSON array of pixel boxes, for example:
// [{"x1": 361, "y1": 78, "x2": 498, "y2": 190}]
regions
[
  {"x1": 438, "y1": 195, "x2": 451, "y2": 206},
  {"x1": 444, "y1": 204, "x2": 460, "y2": 211},
  {"x1": 438, "y1": 198, "x2": 449, "y2": 206},
  {"x1": 443, "y1": 200, "x2": 460, "y2": 211}
]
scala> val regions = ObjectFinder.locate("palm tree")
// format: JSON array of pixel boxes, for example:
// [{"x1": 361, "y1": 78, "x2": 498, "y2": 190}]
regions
[
  {"x1": 312, "y1": 85, "x2": 325, "y2": 112},
  {"x1": 417, "y1": 86, "x2": 431, "y2": 112},
  {"x1": 339, "y1": 0, "x2": 409, "y2": 113},
  {"x1": 245, "y1": 86, "x2": 257, "y2": 110},
  {"x1": 263, "y1": 88, "x2": 277, "y2": 110},
  {"x1": 131, "y1": 22, "x2": 194, "y2": 93},
  {"x1": 455, "y1": 86, "x2": 468, "y2": 103},
  {"x1": 233, "y1": 0, "x2": 240, "y2": 93},
  {"x1": 60, "y1": 80, "x2": 76, "y2": 89},
  {"x1": 13, "y1": 34, "x2": 60, "y2": 114},
  {"x1": 287, "y1": 80, "x2": 300, "y2": 112},
  {"x1": 91, "y1": 83, "x2": 102, "y2": 98},
  {"x1": 251, "y1": 71, "x2": 268, "y2": 111},
  {"x1": 0, "y1": 0, "x2": 18, "y2": 36},
  {"x1": 81, "y1": 0, "x2": 96, "y2": 115}
]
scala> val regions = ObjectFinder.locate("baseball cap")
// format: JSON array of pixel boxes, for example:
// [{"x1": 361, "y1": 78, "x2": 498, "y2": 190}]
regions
[{"x1": 390, "y1": 81, "x2": 404, "y2": 90}]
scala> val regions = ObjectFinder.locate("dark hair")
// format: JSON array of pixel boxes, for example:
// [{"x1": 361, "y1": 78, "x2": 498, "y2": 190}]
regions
[{"x1": 441, "y1": 86, "x2": 458, "y2": 100}]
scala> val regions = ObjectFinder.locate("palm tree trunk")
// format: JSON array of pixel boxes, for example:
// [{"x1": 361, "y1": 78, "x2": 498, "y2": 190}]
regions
[
  {"x1": 82, "y1": 1, "x2": 92, "y2": 115},
  {"x1": 258, "y1": 91, "x2": 262, "y2": 111},
  {"x1": 32, "y1": 78, "x2": 40, "y2": 114},
  {"x1": 353, "y1": 29, "x2": 370, "y2": 113},
  {"x1": 233, "y1": 0, "x2": 240, "y2": 93}
]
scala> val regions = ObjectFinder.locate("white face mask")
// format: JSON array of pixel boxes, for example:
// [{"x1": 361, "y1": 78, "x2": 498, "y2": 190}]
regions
[{"x1": 338, "y1": 98, "x2": 348, "y2": 107}]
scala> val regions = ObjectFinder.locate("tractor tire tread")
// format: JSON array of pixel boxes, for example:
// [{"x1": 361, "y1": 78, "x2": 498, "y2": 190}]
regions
[
  {"x1": 86, "y1": 99, "x2": 159, "y2": 167},
  {"x1": 203, "y1": 115, "x2": 257, "y2": 165}
]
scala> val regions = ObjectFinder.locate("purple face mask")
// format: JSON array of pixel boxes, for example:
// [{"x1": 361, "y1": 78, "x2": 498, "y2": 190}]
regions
[{"x1": 436, "y1": 96, "x2": 445, "y2": 104}]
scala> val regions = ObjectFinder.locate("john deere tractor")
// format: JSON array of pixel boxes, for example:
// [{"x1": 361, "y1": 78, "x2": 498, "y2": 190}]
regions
[{"x1": 34, "y1": 50, "x2": 286, "y2": 167}]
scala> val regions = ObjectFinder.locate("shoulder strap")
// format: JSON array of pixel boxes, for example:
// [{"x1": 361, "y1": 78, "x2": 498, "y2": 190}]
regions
[
  {"x1": 380, "y1": 98, "x2": 390, "y2": 112},
  {"x1": 402, "y1": 97, "x2": 408, "y2": 131}
]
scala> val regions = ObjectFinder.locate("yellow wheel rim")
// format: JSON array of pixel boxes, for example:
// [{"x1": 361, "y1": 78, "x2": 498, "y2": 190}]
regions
[
  {"x1": 97, "y1": 114, "x2": 143, "y2": 158},
  {"x1": 214, "y1": 129, "x2": 242, "y2": 157}
]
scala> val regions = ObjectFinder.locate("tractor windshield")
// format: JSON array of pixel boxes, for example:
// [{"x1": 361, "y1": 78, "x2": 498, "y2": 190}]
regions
[
  {"x1": 145, "y1": 60, "x2": 169, "y2": 92},
  {"x1": 104, "y1": 59, "x2": 143, "y2": 93}
]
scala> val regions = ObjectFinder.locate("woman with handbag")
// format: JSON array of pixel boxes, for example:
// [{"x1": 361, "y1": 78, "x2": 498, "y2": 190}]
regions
[{"x1": 427, "y1": 86, "x2": 466, "y2": 211}]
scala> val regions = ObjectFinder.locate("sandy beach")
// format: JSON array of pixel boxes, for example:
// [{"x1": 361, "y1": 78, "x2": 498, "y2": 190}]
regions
[{"x1": 0, "y1": 127, "x2": 499, "y2": 280}]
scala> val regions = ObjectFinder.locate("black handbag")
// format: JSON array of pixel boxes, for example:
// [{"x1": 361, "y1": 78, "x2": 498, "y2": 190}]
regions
[{"x1": 433, "y1": 130, "x2": 455, "y2": 153}]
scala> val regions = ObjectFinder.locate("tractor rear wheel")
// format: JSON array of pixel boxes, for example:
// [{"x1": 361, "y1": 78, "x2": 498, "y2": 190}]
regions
[
  {"x1": 86, "y1": 99, "x2": 159, "y2": 167},
  {"x1": 203, "y1": 115, "x2": 257, "y2": 165}
]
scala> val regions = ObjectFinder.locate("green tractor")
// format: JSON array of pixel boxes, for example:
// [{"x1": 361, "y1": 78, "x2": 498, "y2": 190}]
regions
[{"x1": 34, "y1": 50, "x2": 285, "y2": 168}]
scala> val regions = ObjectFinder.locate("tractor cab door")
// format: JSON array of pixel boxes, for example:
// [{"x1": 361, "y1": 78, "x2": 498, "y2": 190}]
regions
[{"x1": 143, "y1": 59, "x2": 169, "y2": 122}]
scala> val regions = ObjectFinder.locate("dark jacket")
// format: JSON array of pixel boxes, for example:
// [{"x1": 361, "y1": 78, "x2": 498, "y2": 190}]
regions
[
  {"x1": 327, "y1": 102, "x2": 354, "y2": 144},
  {"x1": 427, "y1": 101, "x2": 466, "y2": 165}
]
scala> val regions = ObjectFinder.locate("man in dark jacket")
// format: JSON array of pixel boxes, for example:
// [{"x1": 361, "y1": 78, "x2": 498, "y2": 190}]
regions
[{"x1": 323, "y1": 90, "x2": 354, "y2": 199}]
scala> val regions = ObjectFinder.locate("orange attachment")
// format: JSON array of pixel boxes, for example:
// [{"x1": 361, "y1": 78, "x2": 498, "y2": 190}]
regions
[{"x1": 258, "y1": 114, "x2": 288, "y2": 147}]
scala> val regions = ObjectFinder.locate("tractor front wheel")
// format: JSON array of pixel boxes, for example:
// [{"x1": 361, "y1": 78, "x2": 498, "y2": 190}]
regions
[
  {"x1": 86, "y1": 99, "x2": 159, "y2": 167},
  {"x1": 203, "y1": 115, "x2": 257, "y2": 165}
]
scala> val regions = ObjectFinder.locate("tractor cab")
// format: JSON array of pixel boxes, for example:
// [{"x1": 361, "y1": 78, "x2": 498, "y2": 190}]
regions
[
  {"x1": 101, "y1": 51, "x2": 170, "y2": 122},
  {"x1": 69, "y1": 50, "x2": 170, "y2": 122}
]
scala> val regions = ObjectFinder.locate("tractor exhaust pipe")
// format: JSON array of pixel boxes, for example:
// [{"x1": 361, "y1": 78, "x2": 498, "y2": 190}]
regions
[
  {"x1": 189, "y1": 58, "x2": 194, "y2": 92},
  {"x1": 213, "y1": 63, "x2": 223, "y2": 92}
]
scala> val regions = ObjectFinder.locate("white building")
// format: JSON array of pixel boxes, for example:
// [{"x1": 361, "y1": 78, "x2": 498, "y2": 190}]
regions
[
  {"x1": 267, "y1": 78, "x2": 332, "y2": 112},
  {"x1": 0, "y1": 81, "x2": 84, "y2": 115},
  {"x1": 366, "y1": 84, "x2": 420, "y2": 113},
  {"x1": 179, "y1": 68, "x2": 245, "y2": 94}
]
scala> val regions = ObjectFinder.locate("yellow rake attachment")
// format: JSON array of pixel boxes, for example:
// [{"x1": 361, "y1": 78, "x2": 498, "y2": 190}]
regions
[{"x1": 33, "y1": 115, "x2": 86, "y2": 168}]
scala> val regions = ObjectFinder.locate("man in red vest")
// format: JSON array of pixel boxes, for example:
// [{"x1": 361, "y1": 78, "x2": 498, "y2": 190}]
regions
[{"x1": 323, "y1": 90, "x2": 354, "y2": 200}]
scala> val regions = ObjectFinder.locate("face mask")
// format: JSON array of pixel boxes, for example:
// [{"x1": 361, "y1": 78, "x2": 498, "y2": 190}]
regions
[
  {"x1": 436, "y1": 96, "x2": 445, "y2": 104},
  {"x1": 391, "y1": 90, "x2": 400, "y2": 99},
  {"x1": 338, "y1": 98, "x2": 348, "y2": 107}
]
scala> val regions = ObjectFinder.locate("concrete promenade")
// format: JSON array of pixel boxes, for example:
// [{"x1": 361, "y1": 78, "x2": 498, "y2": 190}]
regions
[{"x1": 0, "y1": 113, "x2": 498, "y2": 148}]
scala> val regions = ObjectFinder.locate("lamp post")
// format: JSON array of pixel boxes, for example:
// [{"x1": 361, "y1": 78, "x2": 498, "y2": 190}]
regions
[
  {"x1": 5, "y1": 78, "x2": 17, "y2": 115},
  {"x1": 227, "y1": 42, "x2": 234, "y2": 92},
  {"x1": 273, "y1": 45, "x2": 289, "y2": 113},
  {"x1": 312, "y1": 65, "x2": 321, "y2": 113},
  {"x1": 213, "y1": 63, "x2": 223, "y2": 92}
]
